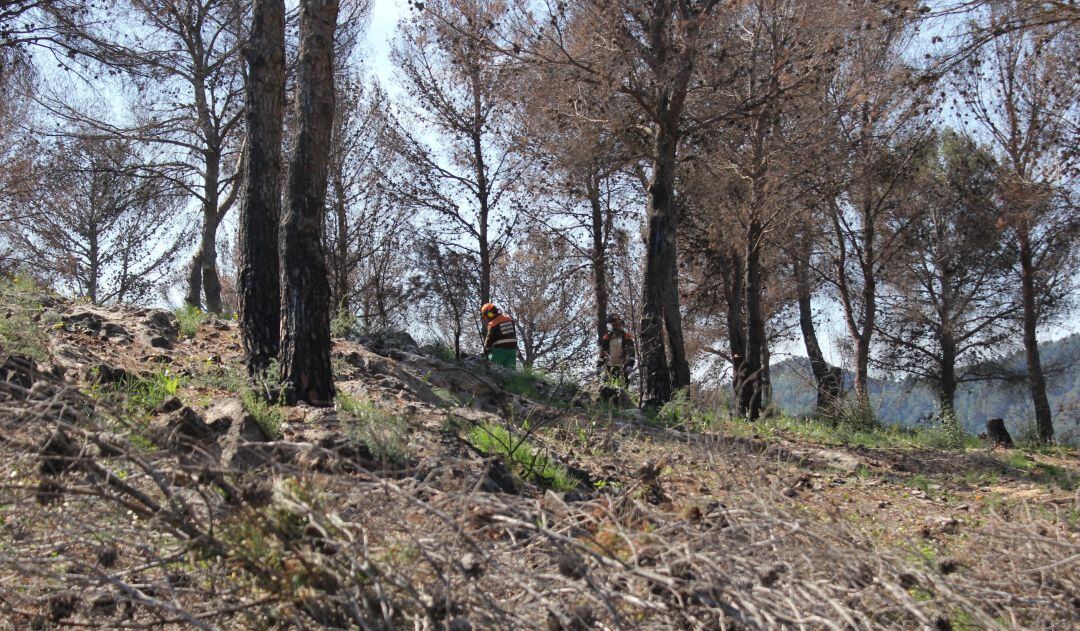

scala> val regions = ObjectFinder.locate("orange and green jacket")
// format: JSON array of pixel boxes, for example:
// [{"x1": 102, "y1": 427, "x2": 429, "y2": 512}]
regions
[{"x1": 484, "y1": 314, "x2": 517, "y2": 352}]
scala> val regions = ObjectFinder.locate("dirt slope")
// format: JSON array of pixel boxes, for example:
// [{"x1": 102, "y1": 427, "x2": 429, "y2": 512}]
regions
[{"x1": 1, "y1": 298, "x2": 1078, "y2": 629}]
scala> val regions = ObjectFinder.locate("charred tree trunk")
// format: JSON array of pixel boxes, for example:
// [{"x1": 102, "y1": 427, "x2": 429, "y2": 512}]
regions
[
  {"x1": 939, "y1": 334, "x2": 958, "y2": 419},
  {"x1": 469, "y1": 66, "x2": 491, "y2": 306},
  {"x1": 1018, "y1": 230, "x2": 1054, "y2": 442},
  {"x1": 331, "y1": 173, "x2": 350, "y2": 315},
  {"x1": 185, "y1": 206, "x2": 223, "y2": 312},
  {"x1": 742, "y1": 221, "x2": 766, "y2": 421},
  {"x1": 793, "y1": 244, "x2": 841, "y2": 413},
  {"x1": 237, "y1": 0, "x2": 285, "y2": 378},
  {"x1": 985, "y1": 418, "x2": 1013, "y2": 448},
  {"x1": 279, "y1": 0, "x2": 338, "y2": 405},
  {"x1": 722, "y1": 249, "x2": 748, "y2": 413},
  {"x1": 639, "y1": 130, "x2": 690, "y2": 407},
  {"x1": 588, "y1": 172, "x2": 609, "y2": 346}
]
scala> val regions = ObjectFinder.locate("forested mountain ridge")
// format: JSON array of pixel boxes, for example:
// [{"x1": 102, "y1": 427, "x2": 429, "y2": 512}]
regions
[{"x1": 772, "y1": 334, "x2": 1080, "y2": 439}]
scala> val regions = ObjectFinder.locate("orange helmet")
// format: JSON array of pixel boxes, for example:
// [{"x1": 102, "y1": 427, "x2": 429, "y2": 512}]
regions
[{"x1": 480, "y1": 303, "x2": 499, "y2": 319}]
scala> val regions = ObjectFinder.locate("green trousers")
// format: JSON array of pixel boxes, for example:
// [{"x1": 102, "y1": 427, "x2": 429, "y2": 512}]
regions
[{"x1": 487, "y1": 347, "x2": 517, "y2": 369}]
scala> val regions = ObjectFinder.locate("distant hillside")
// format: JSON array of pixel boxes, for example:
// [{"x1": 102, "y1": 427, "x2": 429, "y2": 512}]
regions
[{"x1": 771, "y1": 334, "x2": 1080, "y2": 440}]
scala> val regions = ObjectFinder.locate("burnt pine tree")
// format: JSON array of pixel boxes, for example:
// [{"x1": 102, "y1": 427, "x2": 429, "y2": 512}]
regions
[
  {"x1": 237, "y1": 0, "x2": 285, "y2": 378},
  {"x1": 279, "y1": 0, "x2": 339, "y2": 405}
]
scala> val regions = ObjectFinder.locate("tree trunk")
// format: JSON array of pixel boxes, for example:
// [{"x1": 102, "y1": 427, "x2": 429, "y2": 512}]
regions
[
  {"x1": 588, "y1": 173, "x2": 608, "y2": 346},
  {"x1": 639, "y1": 130, "x2": 689, "y2": 407},
  {"x1": 793, "y1": 245, "x2": 840, "y2": 413},
  {"x1": 1018, "y1": 230, "x2": 1054, "y2": 442},
  {"x1": 939, "y1": 329, "x2": 957, "y2": 419},
  {"x1": 722, "y1": 248, "x2": 748, "y2": 412},
  {"x1": 185, "y1": 152, "x2": 224, "y2": 313},
  {"x1": 332, "y1": 174, "x2": 350, "y2": 315},
  {"x1": 742, "y1": 220, "x2": 765, "y2": 421},
  {"x1": 853, "y1": 231, "x2": 876, "y2": 405},
  {"x1": 985, "y1": 418, "x2": 1013, "y2": 448},
  {"x1": 470, "y1": 67, "x2": 491, "y2": 306},
  {"x1": 237, "y1": 0, "x2": 285, "y2": 378},
  {"x1": 279, "y1": 0, "x2": 338, "y2": 405}
]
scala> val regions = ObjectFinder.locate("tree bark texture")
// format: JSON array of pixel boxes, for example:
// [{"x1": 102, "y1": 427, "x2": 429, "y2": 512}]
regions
[
  {"x1": 588, "y1": 173, "x2": 609, "y2": 346},
  {"x1": 185, "y1": 205, "x2": 223, "y2": 313},
  {"x1": 279, "y1": 0, "x2": 338, "y2": 405},
  {"x1": 793, "y1": 245, "x2": 841, "y2": 414},
  {"x1": 1018, "y1": 230, "x2": 1054, "y2": 442},
  {"x1": 639, "y1": 131, "x2": 690, "y2": 407},
  {"x1": 741, "y1": 220, "x2": 766, "y2": 421},
  {"x1": 237, "y1": 0, "x2": 285, "y2": 378},
  {"x1": 722, "y1": 249, "x2": 748, "y2": 414}
]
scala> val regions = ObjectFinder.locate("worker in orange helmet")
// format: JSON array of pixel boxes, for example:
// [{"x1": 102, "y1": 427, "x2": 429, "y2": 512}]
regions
[
  {"x1": 598, "y1": 313, "x2": 636, "y2": 379},
  {"x1": 480, "y1": 302, "x2": 518, "y2": 369}
]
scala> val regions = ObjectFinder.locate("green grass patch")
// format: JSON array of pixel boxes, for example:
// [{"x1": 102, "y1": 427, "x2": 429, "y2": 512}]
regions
[
  {"x1": 330, "y1": 307, "x2": 356, "y2": 339},
  {"x1": 468, "y1": 422, "x2": 581, "y2": 492},
  {"x1": 241, "y1": 389, "x2": 286, "y2": 438},
  {"x1": 188, "y1": 360, "x2": 245, "y2": 393},
  {"x1": 714, "y1": 413, "x2": 979, "y2": 452},
  {"x1": 337, "y1": 393, "x2": 410, "y2": 464},
  {"x1": 87, "y1": 368, "x2": 181, "y2": 421},
  {"x1": 425, "y1": 342, "x2": 457, "y2": 363},
  {"x1": 174, "y1": 304, "x2": 207, "y2": 338},
  {"x1": 502, "y1": 367, "x2": 549, "y2": 400},
  {"x1": 1002, "y1": 452, "x2": 1077, "y2": 490},
  {"x1": 0, "y1": 275, "x2": 52, "y2": 361}
]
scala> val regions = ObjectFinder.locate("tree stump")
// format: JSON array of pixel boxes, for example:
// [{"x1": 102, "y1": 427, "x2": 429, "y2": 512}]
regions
[{"x1": 985, "y1": 418, "x2": 1013, "y2": 448}]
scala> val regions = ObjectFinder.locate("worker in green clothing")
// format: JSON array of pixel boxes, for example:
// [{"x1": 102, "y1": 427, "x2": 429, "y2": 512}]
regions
[{"x1": 480, "y1": 302, "x2": 518, "y2": 369}]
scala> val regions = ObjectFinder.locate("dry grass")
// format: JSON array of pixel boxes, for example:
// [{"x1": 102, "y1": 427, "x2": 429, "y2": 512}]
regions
[{"x1": 2, "y1": 352, "x2": 1079, "y2": 629}]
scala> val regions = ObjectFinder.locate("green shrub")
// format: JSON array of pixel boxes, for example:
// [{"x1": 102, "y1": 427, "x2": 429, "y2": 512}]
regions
[
  {"x1": 337, "y1": 393, "x2": 409, "y2": 464},
  {"x1": 0, "y1": 275, "x2": 51, "y2": 361},
  {"x1": 174, "y1": 304, "x2": 207, "y2": 338},
  {"x1": 915, "y1": 413, "x2": 973, "y2": 451},
  {"x1": 654, "y1": 387, "x2": 692, "y2": 427},
  {"x1": 426, "y1": 342, "x2": 457, "y2": 363},
  {"x1": 242, "y1": 389, "x2": 286, "y2": 438},
  {"x1": 330, "y1": 307, "x2": 356, "y2": 339},
  {"x1": 468, "y1": 422, "x2": 580, "y2": 492},
  {"x1": 825, "y1": 396, "x2": 881, "y2": 433}
]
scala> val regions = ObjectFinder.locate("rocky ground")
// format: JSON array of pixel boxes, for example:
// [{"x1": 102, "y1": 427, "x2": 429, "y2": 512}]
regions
[{"x1": 1, "y1": 294, "x2": 1078, "y2": 629}]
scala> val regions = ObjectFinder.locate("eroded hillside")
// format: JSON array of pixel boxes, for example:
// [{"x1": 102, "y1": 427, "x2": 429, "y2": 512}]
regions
[{"x1": 1, "y1": 288, "x2": 1078, "y2": 629}]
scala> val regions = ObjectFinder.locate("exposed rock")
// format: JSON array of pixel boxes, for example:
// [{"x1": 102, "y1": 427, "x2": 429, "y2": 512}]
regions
[
  {"x1": 460, "y1": 552, "x2": 484, "y2": 578},
  {"x1": 84, "y1": 362, "x2": 131, "y2": 385},
  {"x1": 149, "y1": 406, "x2": 214, "y2": 453},
  {"x1": 139, "y1": 310, "x2": 179, "y2": 350},
  {"x1": 99, "y1": 321, "x2": 132, "y2": 342},
  {"x1": 352, "y1": 329, "x2": 419, "y2": 352},
  {"x1": 153, "y1": 396, "x2": 184, "y2": 415},
  {"x1": 62, "y1": 310, "x2": 104, "y2": 334},
  {"x1": 206, "y1": 398, "x2": 273, "y2": 469},
  {"x1": 479, "y1": 458, "x2": 519, "y2": 494}
]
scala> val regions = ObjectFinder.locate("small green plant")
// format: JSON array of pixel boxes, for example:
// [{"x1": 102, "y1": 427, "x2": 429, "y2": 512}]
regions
[
  {"x1": 502, "y1": 367, "x2": 548, "y2": 400},
  {"x1": 241, "y1": 389, "x2": 286, "y2": 438},
  {"x1": 826, "y1": 396, "x2": 882, "y2": 433},
  {"x1": 330, "y1": 307, "x2": 356, "y2": 339},
  {"x1": 174, "y1": 304, "x2": 207, "y2": 338},
  {"x1": 468, "y1": 422, "x2": 580, "y2": 492},
  {"x1": 916, "y1": 412, "x2": 973, "y2": 451},
  {"x1": 653, "y1": 387, "x2": 693, "y2": 428},
  {"x1": 0, "y1": 275, "x2": 51, "y2": 361},
  {"x1": 337, "y1": 393, "x2": 410, "y2": 464},
  {"x1": 187, "y1": 360, "x2": 245, "y2": 393},
  {"x1": 93, "y1": 368, "x2": 181, "y2": 419},
  {"x1": 426, "y1": 342, "x2": 457, "y2": 363}
]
